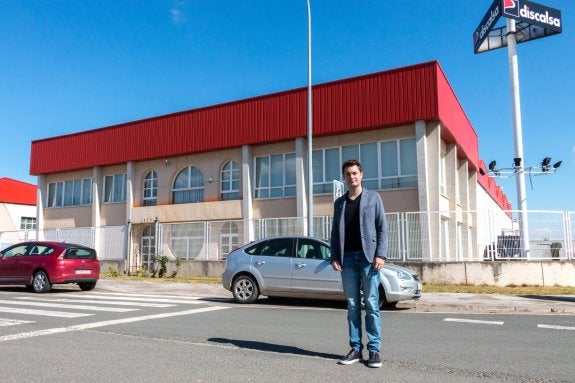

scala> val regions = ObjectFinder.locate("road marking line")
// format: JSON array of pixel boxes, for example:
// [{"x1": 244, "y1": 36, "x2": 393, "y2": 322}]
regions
[
  {"x1": 92, "y1": 292, "x2": 202, "y2": 300},
  {"x1": 538, "y1": 324, "x2": 575, "y2": 331},
  {"x1": 50, "y1": 293, "x2": 204, "y2": 305},
  {"x1": 0, "y1": 306, "x2": 229, "y2": 342},
  {"x1": 16, "y1": 297, "x2": 175, "y2": 308},
  {"x1": 0, "y1": 299, "x2": 138, "y2": 313},
  {"x1": 0, "y1": 318, "x2": 35, "y2": 327},
  {"x1": 444, "y1": 318, "x2": 504, "y2": 325},
  {"x1": 0, "y1": 306, "x2": 93, "y2": 318}
]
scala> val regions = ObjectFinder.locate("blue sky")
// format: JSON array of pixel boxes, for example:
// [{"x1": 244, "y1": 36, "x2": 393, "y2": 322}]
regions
[{"x1": 1, "y1": 0, "x2": 573, "y2": 211}]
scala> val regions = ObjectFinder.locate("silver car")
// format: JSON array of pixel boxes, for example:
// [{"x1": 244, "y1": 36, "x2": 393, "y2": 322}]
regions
[{"x1": 222, "y1": 236, "x2": 422, "y2": 308}]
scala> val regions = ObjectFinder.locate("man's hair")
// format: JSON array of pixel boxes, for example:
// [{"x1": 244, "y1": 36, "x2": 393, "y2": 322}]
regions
[{"x1": 342, "y1": 159, "x2": 362, "y2": 174}]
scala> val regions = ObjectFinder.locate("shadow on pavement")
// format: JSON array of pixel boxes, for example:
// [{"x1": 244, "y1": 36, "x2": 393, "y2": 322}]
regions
[
  {"x1": 208, "y1": 337, "x2": 340, "y2": 360},
  {"x1": 519, "y1": 295, "x2": 575, "y2": 303}
]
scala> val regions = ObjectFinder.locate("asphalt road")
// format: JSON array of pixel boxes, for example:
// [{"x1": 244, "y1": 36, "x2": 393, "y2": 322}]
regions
[{"x1": 0, "y1": 283, "x2": 574, "y2": 383}]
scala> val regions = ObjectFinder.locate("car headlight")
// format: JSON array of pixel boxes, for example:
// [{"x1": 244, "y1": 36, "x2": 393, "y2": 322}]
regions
[{"x1": 393, "y1": 269, "x2": 412, "y2": 280}]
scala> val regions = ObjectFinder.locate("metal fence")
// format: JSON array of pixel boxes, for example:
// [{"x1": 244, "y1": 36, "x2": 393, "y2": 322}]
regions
[
  {"x1": 154, "y1": 210, "x2": 574, "y2": 262},
  {"x1": 1, "y1": 211, "x2": 573, "y2": 270}
]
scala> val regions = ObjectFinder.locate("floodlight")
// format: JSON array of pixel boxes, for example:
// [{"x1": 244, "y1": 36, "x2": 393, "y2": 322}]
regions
[
  {"x1": 488, "y1": 161, "x2": 496, "y2": 171},
  {"x1": 541, "y1": 157, "x2": 552, "y2": 172},
  {"x1": 513, "y1": 158, "x2": 522, "y2": 168},
  {"x1": 553, "y1": 161, "x2": 562, "y2": 169}
]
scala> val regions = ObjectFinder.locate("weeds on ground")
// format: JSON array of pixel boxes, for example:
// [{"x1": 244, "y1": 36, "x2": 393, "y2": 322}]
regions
[{"x1": 423, "y1": 283, "x2": 575, "y2": 295}]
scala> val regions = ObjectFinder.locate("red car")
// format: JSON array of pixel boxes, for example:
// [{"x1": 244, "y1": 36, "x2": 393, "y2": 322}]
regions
[{"x1": 0, "y1": 241, "x2": 100, "y2": 293}]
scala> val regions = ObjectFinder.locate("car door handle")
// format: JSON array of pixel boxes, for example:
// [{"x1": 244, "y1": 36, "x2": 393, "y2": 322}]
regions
[
  {"x1": 255, "y1": 261, "x2": 266, "y2": 266},
  {"x1": 295, "y1": 263, "x2": 307, "y2": 268}
]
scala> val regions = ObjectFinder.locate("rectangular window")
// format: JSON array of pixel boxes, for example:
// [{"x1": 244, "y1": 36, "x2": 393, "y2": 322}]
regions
[
  {"x1": 56, "y1": 182, "x2": 64, "y2": 207},
  {"x1": 82, "y1": 179, "x2": 92, "y2": 205},
  {"x1": 104, "y1": 174, "x2": 126, "y2": 203},
  {"x1": 360, "y1": 142, "x2": 378, "y2": 190},
  {"x1": 440, "y1": 153, "x2": 447, "y2": 195},
  {"x1": 63, "y1": 180, "x2": 74, "y2": 206},
  {"x1": 254, "y1": 153, "x2": 296, "y2": 199},
  {"x1": 20, "y1": 217, "x2": 36, "y2": 230},
  {"x1": 440, "y1": 217, "x2": 450, "y2": 260},
  {"x1": 313, "y1": 147, "x2": 341, "y2": 194},
  {"x1": 47, "y1": 178, "x2": 92, "y2": 208},
  {"x1": 381, "y1": 138, "x2": 417, "y2": 189},
  {"x1": 48, "y1": 183, "x2": 56, "y2": 207}
]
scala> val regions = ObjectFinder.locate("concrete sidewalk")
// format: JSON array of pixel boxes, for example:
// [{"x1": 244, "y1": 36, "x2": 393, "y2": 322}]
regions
[{"x1": 96, "y1": 279, "x2": 575, "y2": 315}]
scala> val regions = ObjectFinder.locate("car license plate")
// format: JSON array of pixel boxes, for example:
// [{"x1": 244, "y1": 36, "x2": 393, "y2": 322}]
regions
[{"x1": 75, "y1": 270, "x2": 91, "y2": 275}]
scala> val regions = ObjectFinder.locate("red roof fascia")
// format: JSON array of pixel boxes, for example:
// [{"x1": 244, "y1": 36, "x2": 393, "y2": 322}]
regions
[
  {"x1": 30, "y1": 61, "x2": 446, "y2": 175},
  {"x1": 435, "y1": 65, "x2": 479, "y2": 171},
  {"x1": 0, "y1": 178, "x2": 37, "y2": 206}
]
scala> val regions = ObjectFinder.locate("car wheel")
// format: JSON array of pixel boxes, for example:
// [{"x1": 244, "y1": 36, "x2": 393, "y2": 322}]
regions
[
  {"x1": 32, "y1": 271, "x2": 52, "y2": 293},
  {"x1": 378, "y1": 286, "x2": 398, "y2": 309},
  {"x1": 232, "y1": 275, "x2": 259, "y2": 304},
  {"x1": 78, "y1": 282, "x2": 97, "y2": 291}
]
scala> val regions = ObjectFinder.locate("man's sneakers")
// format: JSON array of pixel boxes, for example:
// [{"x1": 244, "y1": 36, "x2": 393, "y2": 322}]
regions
[
  {"x1": 367, "y1": 352, "x2": 382, "y2": 368},
  {"x1": 338, "y1": 349, "x2": 362, "y2": 365},
  {"x1": 338, "y1": 349, "x2": 382, "y2": 368}
]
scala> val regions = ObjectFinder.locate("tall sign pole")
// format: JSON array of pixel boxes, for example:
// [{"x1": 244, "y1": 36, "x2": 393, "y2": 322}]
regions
[
  {"x1": 506, "y1": 17, "x2": 530, "y2": 258},
  {"x1": 473, "y1": 0, "x2": 562, "y2": 258}
]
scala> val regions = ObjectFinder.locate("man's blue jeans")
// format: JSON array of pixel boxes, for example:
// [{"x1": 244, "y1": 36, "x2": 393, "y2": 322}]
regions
[{"x1": 341, "y1": 250, "x2": 381, "y2": 353}]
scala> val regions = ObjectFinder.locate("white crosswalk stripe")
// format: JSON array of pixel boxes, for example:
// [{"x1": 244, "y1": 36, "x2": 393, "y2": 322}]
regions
[
  {"x1": 0, "y1": 299, "x2": 138, "y2": 313},
  {"x1": 0, "y1": 318, "x2": 35, "y2": 327},
  {"x1": 16, "y1": 297, "x2": 175, "y2": 308},
  {"x1": 0, "y1": 306, "x2": 93, "y2": 318},
  {"x1": 0, "y1": 292, "x2": 210, "y2": 321},
  {"x1": 94, "y1": 292, "x2": 202, "y2": 301},
  {"x1": 53, "y1": 293, "x2": 204, "y2": 305}
]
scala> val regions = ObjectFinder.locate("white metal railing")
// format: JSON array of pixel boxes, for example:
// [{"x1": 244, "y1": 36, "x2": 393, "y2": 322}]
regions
[{"x1": 1, "y1": 211, "x2": 573, "y2": 267}]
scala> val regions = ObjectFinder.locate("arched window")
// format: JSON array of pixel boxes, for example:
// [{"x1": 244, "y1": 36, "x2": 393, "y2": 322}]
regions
[
  {"x1": 143, "y1": 171, "x2": 158, "y2": 206},
  {"x1": 221, "y1": 160, "x2": 240, "y2": 200},
  {"x1": 173, "y1": 166, "x2": 204, "y2": 204}
]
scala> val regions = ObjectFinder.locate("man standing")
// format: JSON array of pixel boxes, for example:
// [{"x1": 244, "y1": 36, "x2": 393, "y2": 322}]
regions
[{"x1": 330, "y1": 159, "x2": 388, "y2": 368}]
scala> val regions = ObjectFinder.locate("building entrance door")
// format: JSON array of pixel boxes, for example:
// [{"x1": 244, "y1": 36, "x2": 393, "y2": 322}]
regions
[{"x1": 141, "y1": 225, "x2": 156, "y2": 272}]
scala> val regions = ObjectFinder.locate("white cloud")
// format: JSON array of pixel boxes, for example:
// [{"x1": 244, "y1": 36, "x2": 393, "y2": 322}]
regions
[{"x1": 170, "y1": 8, "x2": 186, "y2": 25}]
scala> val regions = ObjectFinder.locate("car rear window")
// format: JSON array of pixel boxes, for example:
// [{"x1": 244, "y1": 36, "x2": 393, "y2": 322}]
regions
[{"x1": 64, "y1": 248, "x2": 97, "y2": 259}]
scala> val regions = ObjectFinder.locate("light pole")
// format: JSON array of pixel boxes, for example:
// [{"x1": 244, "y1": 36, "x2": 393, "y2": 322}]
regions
[{"x1": 306, "y1": 0, "x2": 313, "y2": 237}]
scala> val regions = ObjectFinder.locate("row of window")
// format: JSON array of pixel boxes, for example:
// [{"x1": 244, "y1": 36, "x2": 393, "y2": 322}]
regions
[
  {"x1": 46, "y1": 139, "x2": 417, "y2": 208},
  {"x1": 314, "y1": 139, "x2": 417, "y2": 193}
]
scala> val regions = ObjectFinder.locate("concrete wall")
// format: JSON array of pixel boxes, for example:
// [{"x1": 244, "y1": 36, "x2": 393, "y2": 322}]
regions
[{"x1": 401, "y1": 261, "x2": 575, "y2": 287}]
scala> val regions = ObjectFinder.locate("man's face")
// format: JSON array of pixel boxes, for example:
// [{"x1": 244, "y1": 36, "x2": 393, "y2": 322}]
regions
[{"x1": 343, "y1": 165, "x2": 363, "y2": 188}]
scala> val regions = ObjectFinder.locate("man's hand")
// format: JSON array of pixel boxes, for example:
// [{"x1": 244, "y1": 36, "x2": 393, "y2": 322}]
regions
[
  {"x1": 373, "y1": 257, "x2": 385, "y2": 270},
  {"x1": 331, "y1": 260, "x2": 342, "y2": 271}
]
